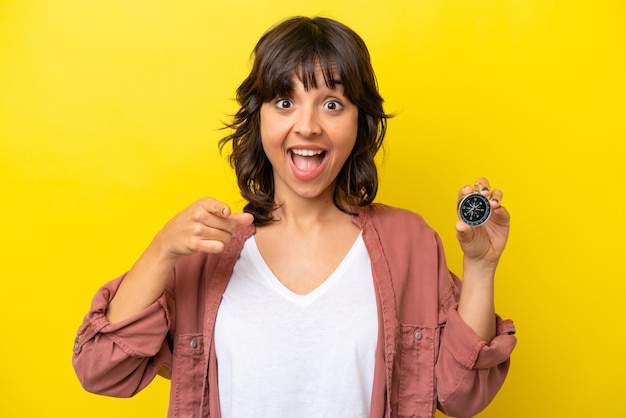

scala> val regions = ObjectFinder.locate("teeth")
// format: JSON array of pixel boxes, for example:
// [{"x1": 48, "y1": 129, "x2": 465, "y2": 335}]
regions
[{"x1": 291, "y1": 149, "x2": 323, "y2": 157}]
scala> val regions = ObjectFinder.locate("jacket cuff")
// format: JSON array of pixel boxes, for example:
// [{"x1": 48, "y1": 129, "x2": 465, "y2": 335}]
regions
[
  {"x1": 443, "y1": 305, "x2": 517, "y2": 370},
  {"x1": 73, "y1": 276, "x2": 171, "y2": 357}
]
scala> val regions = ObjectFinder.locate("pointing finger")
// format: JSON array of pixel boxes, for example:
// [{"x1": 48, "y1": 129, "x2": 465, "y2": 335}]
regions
[{"x1": 199, "y1": 197, "x2": 231, "y2": 217}]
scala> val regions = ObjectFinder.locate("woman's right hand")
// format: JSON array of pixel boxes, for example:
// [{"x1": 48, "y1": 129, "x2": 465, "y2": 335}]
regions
[
  {"x1": 106, "y1": 198, "x2": 254, "y2": 324},
  {"x1": 151, "y1": 197, "x2": 255, "y2": 261}
]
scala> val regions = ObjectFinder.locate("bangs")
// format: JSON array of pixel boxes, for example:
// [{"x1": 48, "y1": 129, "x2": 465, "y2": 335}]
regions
[
  {"x1": 257, "y1": 50, "x2": 344, "y2": 101},
  {"x1": 252, "y1": 18, "x2": 363, "y2": 103},
  {"x1": 295, "y1": 53, "x2": 341, "y2": 92}
]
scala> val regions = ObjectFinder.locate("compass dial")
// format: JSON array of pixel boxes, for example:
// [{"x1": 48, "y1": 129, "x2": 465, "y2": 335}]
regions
[{"x1": 458, "y1": 193, "x2": 491, "y2": 226}]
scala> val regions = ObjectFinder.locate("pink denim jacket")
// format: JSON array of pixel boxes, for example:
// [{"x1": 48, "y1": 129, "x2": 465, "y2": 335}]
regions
[{"x1": 73, "y1": 204, "x2": 516, "y2": 418}]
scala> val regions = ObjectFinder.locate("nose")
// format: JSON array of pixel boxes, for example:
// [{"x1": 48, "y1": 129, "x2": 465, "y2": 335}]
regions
[{"x1": 294, "y1": 106, "x2": 322, "y2": 138}]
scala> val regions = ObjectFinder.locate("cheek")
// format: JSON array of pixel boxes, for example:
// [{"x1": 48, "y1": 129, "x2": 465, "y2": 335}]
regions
[
  {"x1": 259, "y1": 107, "x2": 287, "y2": 147},
  {"x1": 259, "y1": 111, "x2": 276, "y2": 152},
  {"x1": 260, "y1": 129, "x2": 283, "y2": 163},
  {"x1": 338, "y1": 114, "x2": 359, "y2": 153}
]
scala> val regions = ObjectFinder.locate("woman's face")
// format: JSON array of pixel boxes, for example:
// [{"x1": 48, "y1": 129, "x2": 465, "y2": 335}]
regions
[{"x1": 259, "y1": 67, "x2": 358, "y2": 204}]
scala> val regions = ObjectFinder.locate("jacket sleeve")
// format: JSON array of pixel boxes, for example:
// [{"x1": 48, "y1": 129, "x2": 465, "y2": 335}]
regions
[
  {"x1": 436, "y1": 274, "x2": 517, "y2": 417},
  {"x1": 72, "y1": 275, "x2": 173, "y2": 397}
]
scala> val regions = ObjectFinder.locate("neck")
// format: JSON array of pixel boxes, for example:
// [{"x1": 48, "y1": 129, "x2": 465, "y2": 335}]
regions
[
  {"x1": 273, "y1": 198, "x2": 346, "y2": 227},
  {"x1": 269, "y1": 188, "x2": 354, "y2": 229}
]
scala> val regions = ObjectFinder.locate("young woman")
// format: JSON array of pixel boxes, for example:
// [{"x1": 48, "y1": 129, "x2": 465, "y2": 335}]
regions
[{"x1": 73, "y1": 16, "x2": 516, "y2": 418}]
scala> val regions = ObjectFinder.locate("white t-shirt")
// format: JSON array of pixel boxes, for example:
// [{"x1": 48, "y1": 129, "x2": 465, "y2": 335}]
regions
[{"x1": 214, "y1": 234, "x2": 378, "y2": 418}]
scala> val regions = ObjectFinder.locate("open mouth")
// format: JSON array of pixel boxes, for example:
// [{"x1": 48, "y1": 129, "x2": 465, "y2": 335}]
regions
[{"x1": 289, "y1": 148, "x2": 327, "y2": 173}]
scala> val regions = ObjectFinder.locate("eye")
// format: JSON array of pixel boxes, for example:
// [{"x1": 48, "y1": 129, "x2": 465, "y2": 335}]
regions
[
  {"x1": 275, "y1": 99, "x2": 293, "y2": 109},
  {"x1": 323, "y1": 100, "x2": 344, "y2": 111}
]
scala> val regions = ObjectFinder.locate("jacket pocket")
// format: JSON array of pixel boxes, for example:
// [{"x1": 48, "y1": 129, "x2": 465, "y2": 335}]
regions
[
  {"x1": 394, "y1": 324, "x2": 439, "y2": 418},
  {"x1": 172, "y1": 333, "x2": 205, "y2": 417}
]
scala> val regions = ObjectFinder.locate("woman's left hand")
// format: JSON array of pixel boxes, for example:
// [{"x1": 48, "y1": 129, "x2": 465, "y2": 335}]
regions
[{"x1": 456, "y1": 177, "x2": 510, "y2": 266}]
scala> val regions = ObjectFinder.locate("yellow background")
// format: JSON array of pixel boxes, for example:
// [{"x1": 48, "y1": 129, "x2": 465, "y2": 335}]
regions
[{"x1": 1, "y1": 1, "x2": 624, "y2": 417}]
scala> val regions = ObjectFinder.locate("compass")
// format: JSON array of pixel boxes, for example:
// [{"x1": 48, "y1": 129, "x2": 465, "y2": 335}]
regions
[{"x1": 457, "y1": 191, "x2": 491, "y2": 227}]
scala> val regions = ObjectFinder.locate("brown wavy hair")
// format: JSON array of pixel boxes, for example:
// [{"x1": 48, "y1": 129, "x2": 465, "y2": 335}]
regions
[{"x1": 219, "y1": 16, "x2": 390, "y2": 224}]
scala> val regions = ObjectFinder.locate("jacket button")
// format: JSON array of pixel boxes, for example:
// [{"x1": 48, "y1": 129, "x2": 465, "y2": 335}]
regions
[
  {"x1": 414, "y1": 331, "x2": 422, "y2": 341},
  {"x1": 190, "y1": 340, "x2": 198, "y2": 349}
]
